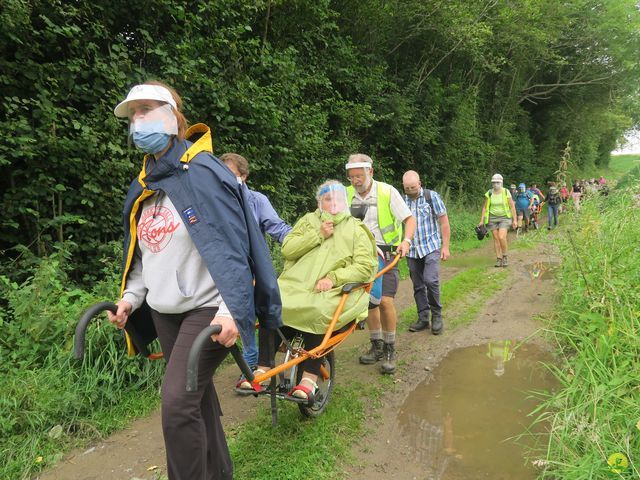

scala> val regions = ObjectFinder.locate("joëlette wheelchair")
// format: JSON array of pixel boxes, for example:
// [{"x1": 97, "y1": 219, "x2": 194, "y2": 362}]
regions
[{"x1": 74, "y1": 255, "x2": 399, "y2": 424}]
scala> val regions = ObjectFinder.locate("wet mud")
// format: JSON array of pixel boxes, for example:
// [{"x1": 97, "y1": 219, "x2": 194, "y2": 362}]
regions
[
  {"x1": 395, "y1": 343, "x2": 556, "y2": 480},
  {"x1": 347, "y1": 240, "x2": 559, "y2": 480}
]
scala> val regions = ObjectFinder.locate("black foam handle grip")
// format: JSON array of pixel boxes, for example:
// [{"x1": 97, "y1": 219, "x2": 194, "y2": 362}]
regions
[
  {"x1": 74, "y1": 302, "x2": 118, "y2": 359},
  {"x1": 186, "y1": 325, "x2": 254, "y2": 392}
]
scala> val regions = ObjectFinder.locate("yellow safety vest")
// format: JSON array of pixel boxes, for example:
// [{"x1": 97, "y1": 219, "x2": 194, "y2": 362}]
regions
[
  {"x1": 484, "y1": 187, "x2": 512, "y2": 224},
  {"x1": 347, "y1": 182, "x2": 402, "y2": 246}
]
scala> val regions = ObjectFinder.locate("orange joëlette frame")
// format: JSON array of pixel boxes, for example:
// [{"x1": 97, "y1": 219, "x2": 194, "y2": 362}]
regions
[{"x1": 252, "y1": 254, "x2": 401, "y2": 386}]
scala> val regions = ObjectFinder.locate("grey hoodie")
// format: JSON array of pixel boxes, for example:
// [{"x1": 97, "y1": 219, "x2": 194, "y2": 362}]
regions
[{"x1": 122, "y1": 192, "x2": 230, "y2": 316}]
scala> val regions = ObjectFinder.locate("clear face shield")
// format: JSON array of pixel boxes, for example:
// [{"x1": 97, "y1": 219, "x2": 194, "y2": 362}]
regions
[
  {"x1": 491, "y1": 181, "x2": 503, "y2": 192},
  {"x1": 128, "y1": 103, "x2": 178, "y2": 138},
  {"x1": 318, "y1": 183, "x2": 349, "y2": 216},
  {"x1": 346, "y1": 163, "x2": 372, "y2": 195}
]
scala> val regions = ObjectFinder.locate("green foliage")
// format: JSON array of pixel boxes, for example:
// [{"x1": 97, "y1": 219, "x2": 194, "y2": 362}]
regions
[
  {"x1": 447, "y1": 205, "x2": 479, "y2": 246},
  {"x1": 0, "y1": 247, "x2": 163, "y2": 479},
  {"x1": 0, "y1": 3, "x2": 639, "y2": 476},
  {"x1": 614, "y1": 155, "x2": 640, "y2": 189},
  {"x1": 609, "y1": 154, "x2": 640, "y2": 180},
  {"x1": 1, "y1": 0, "x2": 639, "y2": 285},
  {"x1": 537, "y1": 188, "x2": 640, "y2": 478}
]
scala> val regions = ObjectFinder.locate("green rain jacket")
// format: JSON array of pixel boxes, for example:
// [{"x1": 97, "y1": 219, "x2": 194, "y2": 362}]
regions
[{"x1": 279, "y1": 210, "x2": 377, "y2": 334}]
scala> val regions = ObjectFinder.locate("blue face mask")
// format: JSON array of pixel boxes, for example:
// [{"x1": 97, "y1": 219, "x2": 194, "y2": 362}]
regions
[{"x1": 132, "y1": 131, "x2": 172, "y2": 154}]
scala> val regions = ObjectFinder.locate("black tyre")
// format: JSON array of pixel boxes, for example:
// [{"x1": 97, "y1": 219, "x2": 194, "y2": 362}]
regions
[{"x1": 297, "y1": 350, "x2": 335, "y2": 418}]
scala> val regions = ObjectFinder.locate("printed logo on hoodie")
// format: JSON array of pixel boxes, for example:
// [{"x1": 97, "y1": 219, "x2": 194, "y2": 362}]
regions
[{"x1": 138, "y1": 206, "x2": 181, "y2": 253}]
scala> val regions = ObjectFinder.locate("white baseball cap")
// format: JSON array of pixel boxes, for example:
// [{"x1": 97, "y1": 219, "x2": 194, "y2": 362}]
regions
[
  {"x1": 114, "y1": 84, "x2": 177, "y2": 117},
  {"x1": 491, "y1": 173, "x2": 503, "y2": 183}
]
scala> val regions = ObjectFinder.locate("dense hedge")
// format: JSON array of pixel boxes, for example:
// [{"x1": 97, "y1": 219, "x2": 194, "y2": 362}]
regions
[{"x1": 0, "y1": 0, "x2": 638, "y2": 282}]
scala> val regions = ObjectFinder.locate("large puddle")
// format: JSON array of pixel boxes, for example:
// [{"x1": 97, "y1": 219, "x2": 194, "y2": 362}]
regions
[{"x1": 396, "y1": 342, "x2": 556, "y2": 479}]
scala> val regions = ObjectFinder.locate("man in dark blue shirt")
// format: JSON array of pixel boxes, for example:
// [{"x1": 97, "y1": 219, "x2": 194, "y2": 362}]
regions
[
  {"x1": 221, "y1": 153, "x2": 292, "y2": 244},
  {"x1": 221, "y1": 153, "x2": 292, "y2": 387}
]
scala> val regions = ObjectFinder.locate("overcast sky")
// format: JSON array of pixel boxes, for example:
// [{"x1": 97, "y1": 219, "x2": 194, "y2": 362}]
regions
[{"x1": 612, "y1": 129, "x2": 640, "y2": 155}]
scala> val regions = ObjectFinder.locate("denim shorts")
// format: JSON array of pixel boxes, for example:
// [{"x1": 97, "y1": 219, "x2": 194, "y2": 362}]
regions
[{"x1": 516, "y1": 207, "x2": 530, "y2": 220}]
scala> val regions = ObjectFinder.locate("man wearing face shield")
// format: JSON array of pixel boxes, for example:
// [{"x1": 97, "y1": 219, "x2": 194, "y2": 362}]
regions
[
  {"x1": 107, "y1": 81, "x2": 281, "y2": 480},
  {"x1": 243, "y1": 181, "x2": 377, "y2": 400},
  {"x1": 346, "y1": 154, "x2": 417, "y2": 374},
  {"x1": 478, "y1": 173, "x2": 518, "y2": 267}
]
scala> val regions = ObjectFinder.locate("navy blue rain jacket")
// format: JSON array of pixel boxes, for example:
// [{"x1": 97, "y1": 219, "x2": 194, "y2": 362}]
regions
[{"x1": 120, "y1": 124, "x2": 282, "y2": 351}]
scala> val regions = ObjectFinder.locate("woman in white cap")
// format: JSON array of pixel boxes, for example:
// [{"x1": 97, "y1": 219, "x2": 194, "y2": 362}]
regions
[
  {"x1": 108, "y1": 81, "x2": 282, "y2": 480},
  {"x1": 478, "y1": 173, "x2": 517, "y2": 267}
]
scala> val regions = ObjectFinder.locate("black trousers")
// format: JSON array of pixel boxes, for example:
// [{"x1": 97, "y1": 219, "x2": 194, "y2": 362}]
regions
[{"x1": 151, "y1": 307, "x2": 233, "y2": 480}]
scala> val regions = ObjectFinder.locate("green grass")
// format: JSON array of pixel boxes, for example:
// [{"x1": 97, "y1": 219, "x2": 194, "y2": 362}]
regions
[
  {"x1": 398, "y1": 233, "x2": 488, "y2": 280},
  {"x1": 228, "y1": 382, "x2": 373, "y2": 479},
  {"x1": 510, "y1": 227, "x2": 548, "y2": 251},
  {"x1": 608, "y1": 154, "x2": 640, "y2": 178},
  {"x1": 0, "y1": 347, "x2": 163, "y2": 480},
  {"x1": 0, "y1": 253, "x2": 164, "y2": 480},
  {"x1": 451, "y1": 237, "x2": 485, "y2": 254},
  {"x1": 533, "y1": 186, "x2": 640, "y2": 479},
  {"x1": 399, "y1": 266, "x2": 509, "y2": 330},
  {"x1": 398, "y1": 238, "x2": 489, "y2": 280}
]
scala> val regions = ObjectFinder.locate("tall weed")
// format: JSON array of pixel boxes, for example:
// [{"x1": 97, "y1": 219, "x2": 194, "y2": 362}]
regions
[
  {"x1": 0, "y1": 246, "x2": 164, "y2": 479},
  {"x1": 537, "y1": 187, "x2": 640, "y2": 478}
]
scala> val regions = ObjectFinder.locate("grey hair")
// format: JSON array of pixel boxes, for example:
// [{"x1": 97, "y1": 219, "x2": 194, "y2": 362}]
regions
[{"x1": 316, "y1": 180, "x2": 346, "y2": 202}]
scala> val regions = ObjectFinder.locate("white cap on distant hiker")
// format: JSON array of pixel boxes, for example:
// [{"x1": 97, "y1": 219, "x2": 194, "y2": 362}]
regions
[{"x1": 491, "y1": 173, "x2": 503, "y2": 192}]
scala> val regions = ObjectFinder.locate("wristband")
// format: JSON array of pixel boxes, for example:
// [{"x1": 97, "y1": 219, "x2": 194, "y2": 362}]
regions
[{"x1": 403, "y1": 237, "x2": 412, "y2": 245}]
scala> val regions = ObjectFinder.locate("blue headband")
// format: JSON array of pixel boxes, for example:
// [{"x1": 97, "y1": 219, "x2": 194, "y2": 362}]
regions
[{"x1": 319, "y1": 184, "x2": 346, "y2": 197}]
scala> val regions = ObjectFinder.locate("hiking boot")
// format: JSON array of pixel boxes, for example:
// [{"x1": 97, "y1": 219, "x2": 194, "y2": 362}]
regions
[
  {"x1": 494, "y1": 257, "x2": 503, "y2": 268},
  {"x1": 431, "y1": 315, "x2": 443, "y2": 335},
  {"x1": 408, "y1": 319, "x2": 429, "y2": 332},
  {"x1": 380, "y1": 343, "x2": 396, "y2": 374},
  {"x1": 502, "y1": 255, "x2": 508, "y2": 267},
  {"x1": 359, "y1": 339, "x2": 384, "y2": 364}
]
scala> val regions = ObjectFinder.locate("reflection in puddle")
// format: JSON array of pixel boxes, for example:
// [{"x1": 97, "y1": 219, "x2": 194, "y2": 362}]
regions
[
  {"x1": 396, "y1": 343, "x2": 556, "y2": 480},
  {"x1": 524, "y1": 262, "x2": 558, "y2": 281}
]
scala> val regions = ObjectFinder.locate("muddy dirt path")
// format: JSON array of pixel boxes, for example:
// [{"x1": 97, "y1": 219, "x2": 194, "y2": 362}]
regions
[
  {"x1": 346, "y1": 239, "x2": 559, "y2": 480},
  {"x1": 38, "y1": 238, "x2": 558, "y2": 480}
]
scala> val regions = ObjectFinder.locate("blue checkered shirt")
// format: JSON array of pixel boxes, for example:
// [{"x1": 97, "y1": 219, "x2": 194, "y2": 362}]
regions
[{"x1": 404, "y1": 189, "x2": 447, "y2": 258}]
